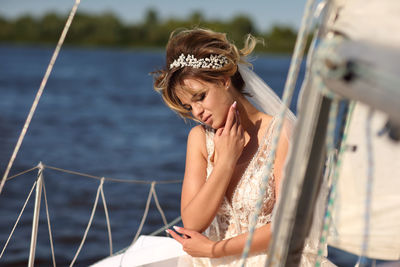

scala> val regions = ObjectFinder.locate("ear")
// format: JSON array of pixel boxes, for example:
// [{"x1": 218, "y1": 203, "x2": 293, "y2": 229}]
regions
[{"x1": 223, "y1": 76, "x2": 231, "y2": 90}]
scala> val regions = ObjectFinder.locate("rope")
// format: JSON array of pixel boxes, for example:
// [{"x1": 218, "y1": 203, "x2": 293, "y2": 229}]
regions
[
  {"x1": 69, "y1": 178, "x2": 103, "y2": 267},
  {"x1": 43, "y1": 179, "x2": 57, "y2": 267},
  {"x1": 0, "y1": 181, "x2": 37, "y2": 259},
  {"x1": 117, "y1": 183, "x2": 156, "y2": 266},
  {"x1": 149, "y1": 216, "x2": 182, "y2": 237},
  {"x1": 132, "y1": 182, "x2": 155, "y2": 245},
  {"x1": 2, "y1": 163, "x2": 182, "y2": 260},
  {"x1": 112, "y1": 215, "x2": 183, "y2": 257},
  {"x1": 100, "y1": 179, "x2": 113, "y2": 256},
  {"x1": 0, "y1": 0, "x2": 81, "y2": 196},
  {"x1": 151, "y1": 184, "x2": 169, "y2": 229},
  {"x1": 315, "y1": 98, "x2": 339, "y2": 267},
  {"x1": 1, "y1": 163, "x2": 183, "y2": 265},
  {"x1": 315, "y1": 101, "x2": 356, "y2": 266},
  {"x1": 44, "y1": 164, "x2": 182, "y2": 184},
  {"x1": 355, "y1": 108, "x2": 375, "y2": 267},
  {"x1": 6, "y1": 166, "x2": 39, "y2": 182},
  {"x1": 240, "y1": 0, "x2": 318, "y2": 265},
  {"x1": 311, "y1": 31, "x2": 351, "y2": 267}
]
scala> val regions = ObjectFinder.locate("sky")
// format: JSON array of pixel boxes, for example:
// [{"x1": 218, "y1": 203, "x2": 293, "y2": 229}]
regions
[{"x1": 0, "y1": 0, "x2": 307, "y2": 32}]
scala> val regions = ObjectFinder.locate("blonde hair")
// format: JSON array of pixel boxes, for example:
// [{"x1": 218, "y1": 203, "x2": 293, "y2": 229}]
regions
[{"x1": 153, "y1": 28, "x2": 259, "y2": 119}]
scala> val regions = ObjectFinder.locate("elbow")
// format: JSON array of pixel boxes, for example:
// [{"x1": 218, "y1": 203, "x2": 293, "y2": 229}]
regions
[{"x1": 181, "y1": 215, "x2": 209, "y2": 233}]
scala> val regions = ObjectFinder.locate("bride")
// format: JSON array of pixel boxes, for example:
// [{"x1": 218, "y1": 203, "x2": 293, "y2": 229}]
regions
[{"x1": 152, "y1": 28, "x2": 334, "y2": 266}]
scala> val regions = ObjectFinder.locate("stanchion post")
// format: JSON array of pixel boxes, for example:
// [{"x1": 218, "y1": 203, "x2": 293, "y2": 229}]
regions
[{"x1": 28, "y1": 162, "x2": 44, "y2": 267}]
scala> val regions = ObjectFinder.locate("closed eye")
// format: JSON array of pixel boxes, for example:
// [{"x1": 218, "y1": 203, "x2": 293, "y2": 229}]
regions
[
  {"x1": 193, "y1": 92, "x2": 206, "y2": 102},
  {"x1": 182, "y1": 104, "x2": 192, "y2": 111},
  {"x1": 197, "y1": 92, "x2": 206, "y2": 101}
]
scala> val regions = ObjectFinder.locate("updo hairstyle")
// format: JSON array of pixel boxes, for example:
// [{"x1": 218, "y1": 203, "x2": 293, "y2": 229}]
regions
[{"x1": 153, "y1": 28, "x2": 258, "y2": 119}]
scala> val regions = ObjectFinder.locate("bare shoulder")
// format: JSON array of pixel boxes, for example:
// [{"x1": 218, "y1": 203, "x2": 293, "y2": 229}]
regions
[
  {"x1": 260, "y1": 112, "x2": 288, "y2": 152},
  {"x1": 259, "y1": 113, "x2": 274, "y2": 132},
  {"x1": 187, "y1": 125, "x2": 207, "y2": 159},
  {"x1": 188, "y1": 124, "x2": 206, "y2": 138},
  {"x1": 187, "y1": 124, "x2": 206, "y2": 144},
  {"x1": 261, "y1": 113, "x2": 274, "y2": 123}
]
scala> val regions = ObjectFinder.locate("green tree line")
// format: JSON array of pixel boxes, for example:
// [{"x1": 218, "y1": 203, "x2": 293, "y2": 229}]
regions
[{"x1": 0, "y1": 9, "x2": 301, "y2": 54}]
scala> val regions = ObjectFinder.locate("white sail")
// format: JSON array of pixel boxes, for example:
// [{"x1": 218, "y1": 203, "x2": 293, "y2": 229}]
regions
[
  {"x1": 329, "y1": 103, "x2": 400, "y2": 260},
  {"x1": 330, "y1": 0, "x2": 400, "y2": 48},
  {"x1": 321, "y1": 0, "x2": 400, "y2": 260}
]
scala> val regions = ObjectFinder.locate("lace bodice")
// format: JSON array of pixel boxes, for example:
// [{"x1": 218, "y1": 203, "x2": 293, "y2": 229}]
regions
[
  {"x1": 183, "y1": 116, "x2": 335, "y2": 267},
  {"x1": 204, "y1": 117, "x2": 277, "y2": 242}
]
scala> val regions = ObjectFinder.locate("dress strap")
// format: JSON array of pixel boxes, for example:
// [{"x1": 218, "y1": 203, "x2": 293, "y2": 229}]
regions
[
  {"x1": 204, "y1": 126, "x2": 215, "y2": 159},
  {"x1": 203, "y1": 126, "x2": 215, "y2": 181}
]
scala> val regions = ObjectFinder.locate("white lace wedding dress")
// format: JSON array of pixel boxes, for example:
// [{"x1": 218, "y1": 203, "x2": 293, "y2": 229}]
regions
[
  {"x1": 93, "y1": 115, "x2": 335, "y2": 267},
  {"x1": 178, "y1": 116, "x2": 335, "y2": 267}
]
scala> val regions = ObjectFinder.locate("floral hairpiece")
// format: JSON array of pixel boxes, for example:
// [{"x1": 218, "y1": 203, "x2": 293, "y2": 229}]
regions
[{"x1": 169, "y1": 53, "x2": 229, "y2": 70}]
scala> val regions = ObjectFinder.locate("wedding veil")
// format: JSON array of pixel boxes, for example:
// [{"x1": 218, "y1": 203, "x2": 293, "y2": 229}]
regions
[{"x1": 238, "y1": 63, "x2": 296, "y2": 138}]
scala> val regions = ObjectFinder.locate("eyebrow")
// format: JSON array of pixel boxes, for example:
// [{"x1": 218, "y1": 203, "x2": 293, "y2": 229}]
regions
[
  {"x1": 179, "y1": 93, "x2": 200, "y2": 106},
  {"x1": 191, "y1": 91, "x2": 205, "y2": 100},
  {"x1": 177, "y1": 86, "x2": 205, "y2": 106}
]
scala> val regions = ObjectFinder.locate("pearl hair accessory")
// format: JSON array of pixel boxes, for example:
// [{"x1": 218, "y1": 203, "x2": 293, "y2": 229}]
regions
[{"x1": 169, "y1": 53, "x2": 229, "y2": 70}]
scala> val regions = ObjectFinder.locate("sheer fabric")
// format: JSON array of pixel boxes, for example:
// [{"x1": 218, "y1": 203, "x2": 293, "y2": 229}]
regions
[
  {"x1": 183, "y1": 118, "x2": 335, "y2": 267},
  {"x1": 238, "y1": 63, "x2": 296, "y2": 139},
  {"x1": 181, "y1": 65, "x2": 336, "y2": 267},
  {"x1": 188, "y1": 117, "x2": 278, "y2": 266}
]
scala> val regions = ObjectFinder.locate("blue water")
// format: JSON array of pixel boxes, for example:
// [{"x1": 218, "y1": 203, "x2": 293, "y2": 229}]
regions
[
  {"x1": 1, "y1": 45, "x2": 391, "y2": 267},
  {"x1": 0, "y1": 44, "x2": 303, "y2": 266}
]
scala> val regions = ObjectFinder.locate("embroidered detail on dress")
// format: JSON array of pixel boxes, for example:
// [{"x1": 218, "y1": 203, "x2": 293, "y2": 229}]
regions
[{"x1": 204, "y1": 117, "x2": 277, "y2": 240}]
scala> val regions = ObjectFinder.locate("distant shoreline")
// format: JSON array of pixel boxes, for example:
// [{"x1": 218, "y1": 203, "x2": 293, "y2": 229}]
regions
[
  {"x1": 0, "y1": 42, "x2": 296, "y2": 57},
  {"x1": 0, "y1": 10, "x2": 310, "y2": 54}
]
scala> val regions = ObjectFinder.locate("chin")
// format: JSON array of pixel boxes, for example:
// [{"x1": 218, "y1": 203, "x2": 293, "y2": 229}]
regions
[
  {"x1": 206, "y1": 122, "x2": 215, "y2": 129},
  {"x1": 211, "y1": 121, "x2": 223, "y2": 130}
]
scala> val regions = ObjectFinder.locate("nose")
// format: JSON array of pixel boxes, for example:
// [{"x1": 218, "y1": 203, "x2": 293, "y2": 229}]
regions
[{"x1": 191, "y1": 103, "x2": 204, "y2": 119}]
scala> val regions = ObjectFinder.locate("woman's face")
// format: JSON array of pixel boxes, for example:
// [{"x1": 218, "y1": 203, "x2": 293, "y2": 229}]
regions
[{"x1": 176, "y1": 78, "x2": 233, "y2": 129}]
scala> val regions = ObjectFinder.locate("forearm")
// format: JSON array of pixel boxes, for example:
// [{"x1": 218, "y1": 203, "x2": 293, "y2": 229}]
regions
[
  {"x1": 212, "y1": 224, "x2": 272, "y2": 258},
  {"x1": 181, "y1": 162, "x2": 235, "y2": 232}
]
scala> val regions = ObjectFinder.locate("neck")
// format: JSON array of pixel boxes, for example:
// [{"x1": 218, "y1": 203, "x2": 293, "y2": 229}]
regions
[{"x1": 236, "y1": 95, "x2": 264, "y2": 134}]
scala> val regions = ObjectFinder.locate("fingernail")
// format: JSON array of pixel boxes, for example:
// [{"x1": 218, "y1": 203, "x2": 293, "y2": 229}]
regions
[
  {"x1": 173, "y1": 226, "x2": 181, "y2": 231},
  {"x1": 165, "y1": 229, "x2": 170, "y2": 234},
  {"x1": 232, "y1": 101, "x2": 237, "y2": 108}
]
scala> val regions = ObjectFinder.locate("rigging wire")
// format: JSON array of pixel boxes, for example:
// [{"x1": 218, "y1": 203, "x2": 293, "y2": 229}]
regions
[
  {"x1": 0, "y1": 181, "x2": 38, "y2": 259},
  {"x1": 241, "y1": 0, "x2": 318, "y2": 265},
  {"x1": 0, "y1": 0, "x2": 81, "y2": 196}
]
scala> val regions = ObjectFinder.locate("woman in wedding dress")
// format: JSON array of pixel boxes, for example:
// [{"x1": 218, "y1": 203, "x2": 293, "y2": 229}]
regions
[{"x1": 153, "y1": 28, "x2": 334, "y2": 266}]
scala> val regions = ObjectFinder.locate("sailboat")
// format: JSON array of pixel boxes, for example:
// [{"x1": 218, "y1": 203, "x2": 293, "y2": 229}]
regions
[
  {"x1": 319, "y1": 0, "x2": 400, "y2": 263},
  {"x1": 266, "y1": 0, "x2": 400, "y2": 266},
  {"x1": 1, "y1": 0, "x2": 399, "y2": 266},
  {"x1": 92, "y1": 0, "x2": 400, "y2": 266}
]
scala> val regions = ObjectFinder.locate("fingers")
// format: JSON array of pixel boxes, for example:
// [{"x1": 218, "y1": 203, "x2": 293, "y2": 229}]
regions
[
  {"x1": 166, "y1": 226, "x2": 195, "y2": 244},
  {"x1": 215, "y1": 127, "x2": 223, "y2": 137},
  {"x1": 233, "y1": 108, "x2": 240, "y2": 133},
  {"x1": 227, "y1": 103, "x2": 241, "y2": 135},
  {"x1": 237, "y1": 123, "x2": 243, "y2": 136},
  {"x1": 236, "y1": 110, "x2": 243, "y2": 136},
  {"x1": 173, "y1": 226, "x2": 195, "y2": 237},
  {"x1": 166, "y1": 229, "x2": 185, "y2": 244},
  {"x1": 222, "y1": 101, "x2": 237, "y2": 134},
  {"x1": 236, "y1": 107, "x2": 241, "y2": 126}
]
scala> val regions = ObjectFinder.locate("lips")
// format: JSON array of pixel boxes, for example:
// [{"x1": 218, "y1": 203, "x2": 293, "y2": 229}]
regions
[{"x1": 203, "y1": 115, "x2": 211, "y2": 124}]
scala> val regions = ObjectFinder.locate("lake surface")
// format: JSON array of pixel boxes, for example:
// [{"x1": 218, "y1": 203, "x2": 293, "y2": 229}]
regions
[{"x1": 0, "y1": 44, "x2": 380, "y2": 266}]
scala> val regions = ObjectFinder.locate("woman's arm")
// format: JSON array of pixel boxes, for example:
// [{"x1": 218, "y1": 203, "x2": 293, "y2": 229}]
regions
[
  {"x1": 181, "y1": 103, "x2": 244, "y2": 232},
  {"x1": 180, "y1": 125, "x2": 235, "y2": 232},
  {"x1": 168, "y1": 224, "x2": 271, "y2": 258},
  {"x1": 169, "y1": 124, "x2": 290, "y2": 258}
]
